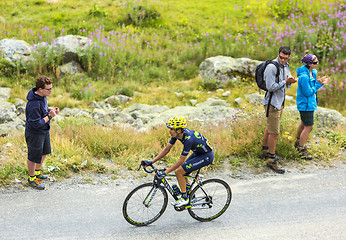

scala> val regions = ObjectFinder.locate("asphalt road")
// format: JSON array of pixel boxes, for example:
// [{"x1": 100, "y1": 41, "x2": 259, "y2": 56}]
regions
[{"x1": 1, "y1": 164, "x2": 345, "y2": 240}]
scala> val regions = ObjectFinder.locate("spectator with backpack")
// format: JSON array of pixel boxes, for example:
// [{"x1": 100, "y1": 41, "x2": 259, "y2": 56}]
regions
[
  {"x1": 295, "y1": 54, "x2": 330, "y2": 160},
  {"x1": 259, "y1": 46, "x2": 297, "y2": 173}
]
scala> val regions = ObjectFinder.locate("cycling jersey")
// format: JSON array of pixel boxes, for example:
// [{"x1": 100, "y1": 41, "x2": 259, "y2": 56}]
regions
[{"x1": 169, "y1": 128, "x2": 213, "y2": 156}]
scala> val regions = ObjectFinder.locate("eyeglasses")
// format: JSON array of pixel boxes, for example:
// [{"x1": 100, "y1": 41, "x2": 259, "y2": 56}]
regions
[
  {"x1": 44, "y1": 87, "x2": 53, "y2": 91},
  {"x1": 311, "y1": 62, "x2": 319, "y2": 65},
  {"x1": 278, "y1": 55, "x2": 290, "y2": 60}
]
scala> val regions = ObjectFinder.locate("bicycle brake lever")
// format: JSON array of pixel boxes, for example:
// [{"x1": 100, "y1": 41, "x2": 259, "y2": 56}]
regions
[{"x1": 137, "y1": 163, "x2": 142, "y2": 171}]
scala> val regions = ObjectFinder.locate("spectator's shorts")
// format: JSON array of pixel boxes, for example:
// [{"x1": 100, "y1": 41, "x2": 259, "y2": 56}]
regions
[
  {"x1": 299, "y1": 111, "x2": 314, "y2": 126},
  {"x1": 25, "y1": 129, "x2": 51, "y2": 164},
  {"x1": 264, "y1": 105, "x2": 283, "y2": 134}
]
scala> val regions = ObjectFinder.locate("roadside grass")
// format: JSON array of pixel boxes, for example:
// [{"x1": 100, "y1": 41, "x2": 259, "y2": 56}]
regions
[{"x1": 1, "y1": 106, "x2": 344, "y2": 186}]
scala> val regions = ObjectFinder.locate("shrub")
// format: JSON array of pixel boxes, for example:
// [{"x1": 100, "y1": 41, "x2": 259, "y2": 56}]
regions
[{"x1": 120, "y1": 5, "x2": 161, "y2": 27}]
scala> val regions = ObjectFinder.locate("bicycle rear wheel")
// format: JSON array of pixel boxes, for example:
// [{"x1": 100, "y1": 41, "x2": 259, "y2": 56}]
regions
[
  {"x1": 188, "y1": 179, "x2": 232, "y2": 222},
  {"x1": 123, "y1": 182, "x2": 168, "y2": 226}
]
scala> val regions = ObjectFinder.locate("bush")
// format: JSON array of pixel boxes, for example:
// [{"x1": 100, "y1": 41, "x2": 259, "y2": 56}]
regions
[
  {"x1": 121, "y1": 5, "x2": 161, "y2": 27},
  {"x1": 0, "y1": 58, "x2": 16, "y2": 77}
]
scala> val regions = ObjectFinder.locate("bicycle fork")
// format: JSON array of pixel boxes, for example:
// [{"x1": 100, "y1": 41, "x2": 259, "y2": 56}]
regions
[{"x1": 143, "y1": 187, "x2": 158, "y2": 207}]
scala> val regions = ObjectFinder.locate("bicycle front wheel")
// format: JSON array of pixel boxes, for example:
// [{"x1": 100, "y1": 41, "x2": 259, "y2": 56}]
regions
[
  {"x1": 122, "y1": 182, "x2": 168, "y2": 226},
  {"x1": 188, "y1": 179, "x2": 232, "y2": 222}
]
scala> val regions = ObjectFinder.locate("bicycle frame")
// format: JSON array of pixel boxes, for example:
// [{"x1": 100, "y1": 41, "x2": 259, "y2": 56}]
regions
[{"x1": 153, "y1": 168, "x2": 204, "y2": 201}]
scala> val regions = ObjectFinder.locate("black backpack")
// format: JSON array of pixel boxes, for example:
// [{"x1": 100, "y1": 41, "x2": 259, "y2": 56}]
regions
[{"x1": 255, "y1": 60, "x2": 280, "y2": 117}]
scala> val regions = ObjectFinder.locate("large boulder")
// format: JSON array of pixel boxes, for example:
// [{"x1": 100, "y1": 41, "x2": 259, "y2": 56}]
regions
[
  {"x1": 51, "y1": 35, "x2": 92, "y2": 63},
  {"x1": 0, "y1": 39, "x2": 32, "y2": 64},
  {"x1": 199, "y1": 56, "x2": 261, "y2": 87},
  {"x1": 285, "y1": 105, "x2": 345, "y2": 128}
]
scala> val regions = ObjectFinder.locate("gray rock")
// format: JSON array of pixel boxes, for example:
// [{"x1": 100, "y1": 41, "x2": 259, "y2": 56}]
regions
[
  {"x1": 0, "y1": 88, "x2": 11, "y2": 101},
  {"x1": 0, "y1": 106, "x2": 25, "y2": 136},
  {"x1": 245, "y1": 93, "x2": 264, "y2": 104},
  {"x1": 51, "y1": 35, "x2": 92, "y2": 63},
  {"x1": 57, "y1": 61, "x2": 84, "y2": 77},
  {"x1": 199, "y1": 55, "x2": 261, "y2": 87},
  {"x1": 58, "y1": 108, "x2": 93, "y2": 118},
  {"x1": 190, "y1": 99, "x2": 198, "y2": 106},
  {"x1": 0, "y1": 39, "x2": 32, "y2": 63},
  {"x1": 222, "y1": 91, "x2": 231, "y2": 97},
  {"x1": 195, "y1": 97, "x2": 230, "y2": 107},
  {"x1": 235, "y1": 97, "x2": 244, "y2": 105}
]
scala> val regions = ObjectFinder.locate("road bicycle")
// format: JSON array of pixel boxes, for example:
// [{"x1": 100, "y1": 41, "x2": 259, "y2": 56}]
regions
[{"x1": 122, "y1": 163, "x2": 232, "y2": 226}]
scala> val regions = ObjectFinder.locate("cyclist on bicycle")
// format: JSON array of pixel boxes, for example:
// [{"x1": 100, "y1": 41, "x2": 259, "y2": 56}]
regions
[{"x1": 142, "y1": 116, "x2": 214, "y2": 207}]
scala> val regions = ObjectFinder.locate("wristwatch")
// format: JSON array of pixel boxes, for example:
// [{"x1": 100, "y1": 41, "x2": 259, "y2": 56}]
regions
[{"x1": 48, "y1": 114, "x2": 53, "y2": 120}]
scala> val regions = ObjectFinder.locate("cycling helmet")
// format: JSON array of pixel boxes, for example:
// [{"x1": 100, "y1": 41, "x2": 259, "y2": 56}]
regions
[{"x1": 166, "y1": 116, "x2": 186, "y2": 129}]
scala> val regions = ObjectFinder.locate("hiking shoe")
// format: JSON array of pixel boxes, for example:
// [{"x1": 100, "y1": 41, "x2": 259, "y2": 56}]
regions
[
  {"x1": 259, "y1": 148, "x2": 269, "y2": 159},
  {"x1": 35, "y1": 170, "x2": 48, "y2": 180},
  {"x1": 266, "y1": 155, "x2": 285, "y2": 174},
  {"x1": 27, "y1": 178, "x2": 45, "y2": 190},
  {"x1": 298, "y1": 146, "x2": 313, "y2": 160},
  {"x1": 171, "y1": 197, "x2": 189, "y2": 207},
  {"x1": 294, "y1": 139, "x2": 300, "y2": 149}
]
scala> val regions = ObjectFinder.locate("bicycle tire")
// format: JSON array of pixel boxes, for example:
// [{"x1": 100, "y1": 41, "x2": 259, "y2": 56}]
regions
[
  {"x1": 188, "y1": 178, "x2": 232, "y2": 222},
  {"x1": 122, "y1": 182, "x2": 168, "y2": 226}
]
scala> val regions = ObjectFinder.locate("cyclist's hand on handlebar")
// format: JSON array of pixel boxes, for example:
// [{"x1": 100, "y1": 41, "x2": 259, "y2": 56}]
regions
[
  {"x1": 141, "y1": 160, "x2": 153, "y2": 166},
  {"x1": 156, "y1": 170, "x2": 166, "y2": 179}
]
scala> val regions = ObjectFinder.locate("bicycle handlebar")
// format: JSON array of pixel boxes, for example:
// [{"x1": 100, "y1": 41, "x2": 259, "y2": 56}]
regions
[{"x1": 138, "y1": 161, "x2": 166, "y2": 174}]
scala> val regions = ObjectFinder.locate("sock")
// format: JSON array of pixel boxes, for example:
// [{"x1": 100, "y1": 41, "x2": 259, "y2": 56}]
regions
[
  {"x1": 181, "y1": 192, "x2": 188, "y2": 200},
  {"x1": 35, "y1": 169, "x2": 41, "y2": 176},
  {"x1": 268, "y1": 153, "x2": 276, "y2": 158},
  {"x1": 262, "y1": 146, "x2": 269, "y2": 150},
  {"x1": 29, "y1": 175, "x2": 36, "y2": 181},
  {"x1": 186, "y1": 183, "x2": 191, "y2": 193}
]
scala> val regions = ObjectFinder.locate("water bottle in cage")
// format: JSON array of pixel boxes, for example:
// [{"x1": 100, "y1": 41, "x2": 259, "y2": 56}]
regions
[{"x1": 172, "y1": 184, "x2": 181, "y2": 196}]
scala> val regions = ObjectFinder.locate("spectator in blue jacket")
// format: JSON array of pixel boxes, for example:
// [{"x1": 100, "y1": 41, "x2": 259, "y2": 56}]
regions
[
  {"x1": 295, "y1": 54, "x2": 330, "y2": 159},
  {"x1": 25, "y1": 75, "x2": 59, "y2": 190}
]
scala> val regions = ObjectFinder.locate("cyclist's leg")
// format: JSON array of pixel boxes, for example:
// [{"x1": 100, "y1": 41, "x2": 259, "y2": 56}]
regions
[
  {"x1": 181, "y1": 151, "x2": 214, "y2": 174},
  {"x1": 180, "y1": 151, "x2": 214, "y2": 190},
  {"x1": 175, "y1": 153, "x2": 196, "y2": 193},
  {"x1": 175, "y1": 166, "x2": 187, "y2": 193}
]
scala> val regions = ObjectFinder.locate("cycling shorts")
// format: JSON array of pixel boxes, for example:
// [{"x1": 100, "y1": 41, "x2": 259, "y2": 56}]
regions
[{"x1": 181, "y1": 151, "x2": 214, "y2": 174}]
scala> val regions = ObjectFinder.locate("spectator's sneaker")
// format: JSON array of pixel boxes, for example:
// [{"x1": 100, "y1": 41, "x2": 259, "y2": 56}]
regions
[
  {"x1": 171, "y1": 197, "x2": 189, "y2": 207},
  {"x1": 35, "y1": 170, "x2": 48, "y2": 180},
  {"x1": 266, "y1": 154, "x2": 285, "y2": 174},
  {"x1": 298, "y1": 146, "x2": 313, "y2": 160},
  {"x1": 27, "y1": 178, "x2": 45, "y2": 190}
]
